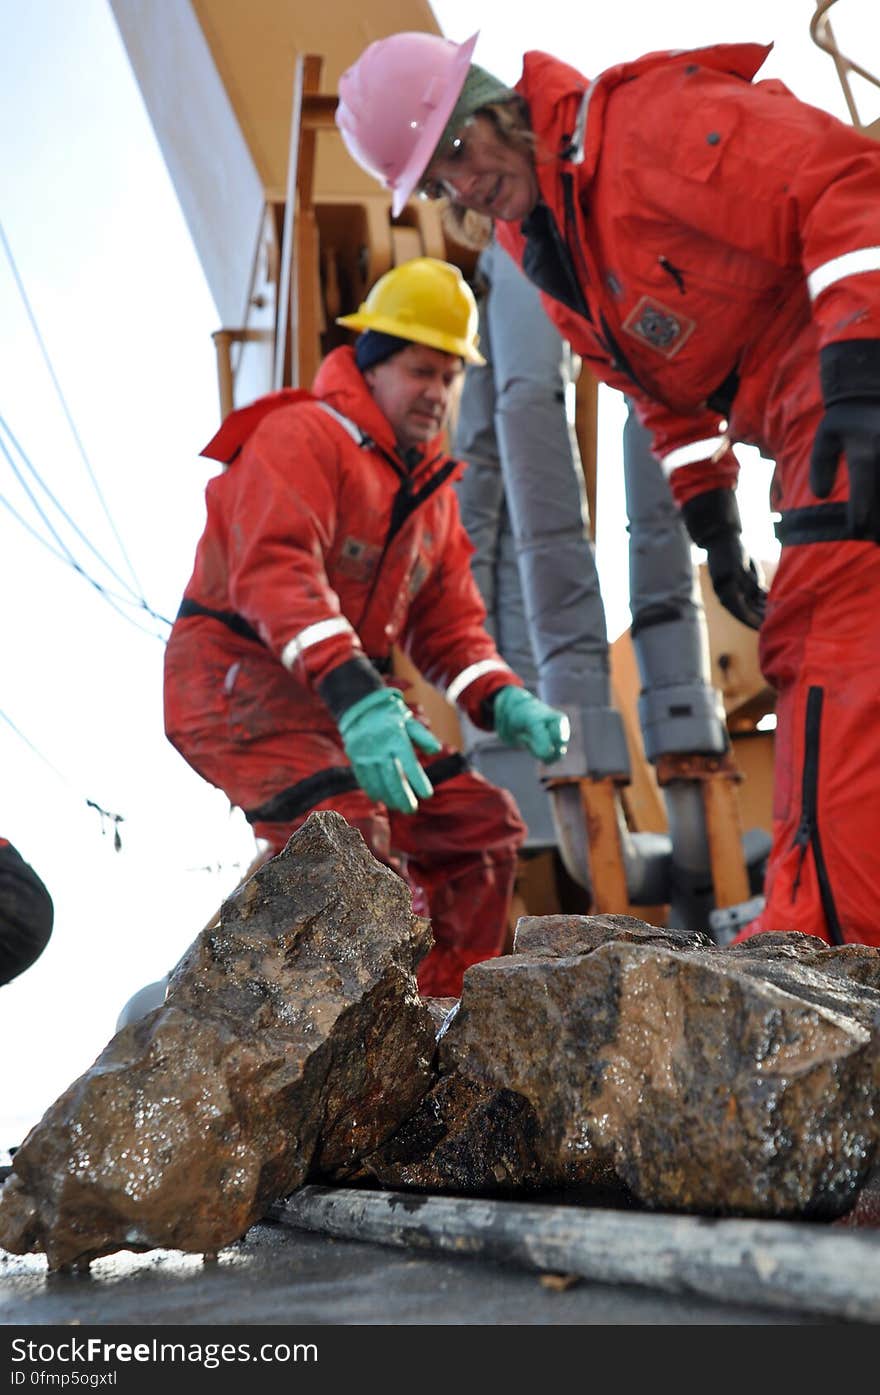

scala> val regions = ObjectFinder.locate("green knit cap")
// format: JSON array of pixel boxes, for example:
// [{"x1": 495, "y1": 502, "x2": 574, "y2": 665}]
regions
[{"x1": 432, "y1": 63, "x2": 516, "y2": 161}]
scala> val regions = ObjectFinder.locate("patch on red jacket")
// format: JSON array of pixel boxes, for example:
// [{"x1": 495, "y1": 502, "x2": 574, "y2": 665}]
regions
[
  {"x1": 337, "y1": 536, "x2": 381, "y2": 582},
  {"x1": 622, "y1": 296, "x2": 696, "y2": 359}
]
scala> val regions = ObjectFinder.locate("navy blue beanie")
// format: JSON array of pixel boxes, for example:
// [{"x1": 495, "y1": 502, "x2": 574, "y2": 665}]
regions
[{"x1": 354, "y1": 330, "x2": 412, "y2": 372}]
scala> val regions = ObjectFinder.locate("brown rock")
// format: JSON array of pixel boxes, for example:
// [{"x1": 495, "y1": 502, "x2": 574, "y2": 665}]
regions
[
  {"x1": 513, "y1": 912, "x2": 711, "y2": 958},
  {"x1": 0, "y1": 812, "x2": 436, "y2": 1269},
  {"x1": 438, "y1": 950, "x2": 634, "y2": 1192},
  {"x1": 439, "y1": 925, "x2": 880, "y2": 1217},
  {"x1": 351, "y1": 1073, "x2": 545, "y2": 1194},
  {"x1": 833, "y1": 1162, "x2": 880, "y2": 1228},
  {"x1": 726, "y1": 932, "x2": 880, "y2": 994},
  {"x1": 423, "y1": 997, "x2": 460, "y2": 1037}
]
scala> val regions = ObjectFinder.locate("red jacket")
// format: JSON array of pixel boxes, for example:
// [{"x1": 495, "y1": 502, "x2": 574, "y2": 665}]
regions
[
  {"x1": 175, "y1": 346, "x2": 519, "y2": 726},
  {"x1": 495, "y1": 44, "x2": 880, "y2": 504}
]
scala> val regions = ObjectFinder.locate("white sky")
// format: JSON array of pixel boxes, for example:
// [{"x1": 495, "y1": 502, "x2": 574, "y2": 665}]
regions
[
  {"x1": 0, "y1": 0, "x2": 876, "y2": 1153},
  {"x1": 0, "y1": 0, "x2": 253, "y2": 1149}
]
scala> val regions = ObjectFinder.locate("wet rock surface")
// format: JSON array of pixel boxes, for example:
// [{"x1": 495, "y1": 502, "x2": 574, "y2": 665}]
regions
[
  {"x1": 0, "y1": 813, "x2": 435, "y2": 1270},
  {"x1": 512, "y1": 912, "x2": 713, "y2": 958},
  {"x1": 436, "y1": 920, "x2": 880, "y2": 1217},
  {"x1": 350, "y1": 1072, "x2": 546, "y2": 1195},
  {"x1": 423, "y1": 996, "x2": 459, "y2": 1037},
  {"x1": 834, "y1": 1162, "x2": 880, "y2": 1228},
  {"x1": 3, "y1": 826, "x2": 880, "y2": 1271}
]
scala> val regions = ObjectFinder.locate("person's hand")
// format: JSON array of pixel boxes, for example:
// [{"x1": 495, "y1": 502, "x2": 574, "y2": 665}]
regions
[
  {"x1": 492, "y1": 686, "x2": 570, "y2": 763},
  {"x1": 338, "y1": 688, "x2": 441, "y2": 813},
  {"x1": 811, "y1": 401, "x2": 880, "y2": 540},
  {"x1": 681, "y1": 487, "x2": 767, "y2": 631},
  {"x1": 704, "y1": 533, "x2": 767, "y2": 630}
]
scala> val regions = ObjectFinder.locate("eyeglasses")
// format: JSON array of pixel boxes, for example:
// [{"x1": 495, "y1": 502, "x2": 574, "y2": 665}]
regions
[
  {"x1": 417, "y1": 121, "x2": 474, "y2": 202},
  {"x1": 417, "y1": 177, "x2": 450, "y2": 202}
]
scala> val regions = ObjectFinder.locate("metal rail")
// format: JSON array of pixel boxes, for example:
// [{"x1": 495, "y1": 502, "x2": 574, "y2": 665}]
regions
[
  {"x1": 269, "y1": 1185, "x2": 880, "y2": 1323},
  {"x1": 810, "y1": 0, "x2": 880, "y2": 135}
]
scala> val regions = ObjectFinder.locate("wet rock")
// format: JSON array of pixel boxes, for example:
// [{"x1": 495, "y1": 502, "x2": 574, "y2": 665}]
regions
[
  {"x1": 0, "y1": 813, "x2": 436, "y2": 1270},
  {"x1": 351, "y1": 1074, "x2": 546, "y2": 1195},
  {"x1": 437, "y1": 923, "x2": 880, "y2": 1218},
  {"x1": 726, "y1": 932, "x2": 880, "y2": 993},
  {"x1": 437, "y1": 950, "x2": 636, "y2": 1193},
  {"x1": 423, "y1": 997, "x2": 459, "y2": 1038},
  {"x1": 513, "y1": 912, "x2": 711, "y2": 958},
  {"x1": 337, "y1": 991, "x2": 555, "y2": 1198},
  {"x1": 833, "y1": 1162, "x2": 880, "y2": 1228}
]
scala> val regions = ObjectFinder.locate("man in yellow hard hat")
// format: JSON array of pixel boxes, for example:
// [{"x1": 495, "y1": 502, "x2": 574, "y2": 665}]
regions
[{"x1": 163, "y1": 257, "x2": 569, "y2": 998}]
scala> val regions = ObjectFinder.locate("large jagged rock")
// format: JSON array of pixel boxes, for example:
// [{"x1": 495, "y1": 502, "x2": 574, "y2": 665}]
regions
[
  {"x1": 432, "y1": 918, "x2": 880, "y2": 1218},
  {"x1": 0, "y1": 812, "x2": 436, "y2": 1270},
  {"x1": 331, "y1": 918, "x2": 880, "y2": 1213},
  {"x1": 348, "y1": 919, "x2": 707, "y2": 1197}
]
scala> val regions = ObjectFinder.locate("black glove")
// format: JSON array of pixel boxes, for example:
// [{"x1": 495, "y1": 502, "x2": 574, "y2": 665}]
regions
[
  {"x1": 681, "y1": 487, "x2": 767, "y2": 631},
  {"x1": 810, "y1": 340, "x2": 880, "y2": 540}
]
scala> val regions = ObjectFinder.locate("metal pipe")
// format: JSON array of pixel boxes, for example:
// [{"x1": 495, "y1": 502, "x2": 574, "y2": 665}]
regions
[
  {"x1": 548, "y1": 782, "x2": 671, "y2": 907},
  {"x1": 269, "y1": 1186, "x2": 880, "y2": 1323}
]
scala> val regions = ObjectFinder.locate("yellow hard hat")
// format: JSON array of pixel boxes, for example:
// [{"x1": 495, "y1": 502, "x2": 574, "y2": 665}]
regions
[{"x1": 337, "y1": 257, "x2": 485, "y2": 364}]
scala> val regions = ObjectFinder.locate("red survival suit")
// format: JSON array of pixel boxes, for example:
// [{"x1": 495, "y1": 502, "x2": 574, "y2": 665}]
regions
[
  {"x1": 164, "y1": 347, "x2": 526, "y2": 996},
  {"x1": 495, "y1": 44, "x2": 880, "y2": 947}
]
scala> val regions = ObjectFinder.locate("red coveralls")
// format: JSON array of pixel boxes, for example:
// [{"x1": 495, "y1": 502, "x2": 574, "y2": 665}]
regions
[
  {"x1": 495, "y1": 43, "x2": 880, "y2": 947},
  {"x1": 164, "y1": 347, "x2": 527, "y2": 996}
]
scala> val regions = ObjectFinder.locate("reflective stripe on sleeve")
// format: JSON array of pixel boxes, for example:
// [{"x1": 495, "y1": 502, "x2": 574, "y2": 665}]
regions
[
  {"x1": 280, "y1": 617, "x2": 358, "y2": 670},
  {"x1": 808, "y1": 247, "x2": 880, "y2": 300},
  {"x1": 446, "y1": 658, "x2": 512, "y2": 704},
  {"x1": 316, "y1": 400, "x2": 370, "y2": 447},
  {"x1": 660, "y1": 436, "x2": 728, "y2": 478},
  {"x1": 566, "y1": 88, "x2": 590, "y2": 164}
]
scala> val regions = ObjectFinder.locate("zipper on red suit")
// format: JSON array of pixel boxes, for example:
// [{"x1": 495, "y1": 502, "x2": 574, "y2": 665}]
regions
[
  {"x1": 356, "y1": 442, "x2": 456, "y2": 633},
  {"x1": 789, "y1": 685, "x2": 845, "y2": 945},
  {"x1": 316, "y1": 401, "x2": 455, "y2": 629}
]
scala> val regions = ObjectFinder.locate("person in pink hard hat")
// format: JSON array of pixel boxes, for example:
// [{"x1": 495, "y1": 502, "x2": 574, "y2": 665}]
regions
[
  {"x1": 336, "y1": 29, "x2": 880, "y2": 955},
  {"x1": 338, "y1": 32, "x2": 479, "y2": 219}
]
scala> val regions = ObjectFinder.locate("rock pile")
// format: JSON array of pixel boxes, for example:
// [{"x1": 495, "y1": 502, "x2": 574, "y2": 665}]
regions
[
  {"x1": 359, "y1": 914, "x2": 880, "y2": 1218},
  {"x1": 2, "y1": 818, "x2": 878, "y2": 1271}
]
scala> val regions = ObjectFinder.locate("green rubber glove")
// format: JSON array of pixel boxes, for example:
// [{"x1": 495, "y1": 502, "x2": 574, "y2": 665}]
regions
[
  {"x1": 338, "y1": 688, "x2": 442, "y2": 814},
  {"x1": 493, "y1": 686, "x2": 570, "y2": 764}
]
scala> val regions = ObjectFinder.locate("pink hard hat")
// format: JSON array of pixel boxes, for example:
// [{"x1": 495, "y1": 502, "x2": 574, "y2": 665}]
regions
[{"x1": 337, "y1": 30, "x2": 479, "y2": 217}]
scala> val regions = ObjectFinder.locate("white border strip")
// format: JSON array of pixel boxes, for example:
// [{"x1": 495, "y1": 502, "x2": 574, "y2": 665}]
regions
[
  {"x1": 660, "y1": 436, "x2": 728, "y2": 478},
  {"x1": 808, "y1": 247, "x2": 880, "y2": 301},
  {"x1": 316, "y1": 401, "x2": 368, "y2": 446},
  {"x1": 281, "y1": 616, "x2": 356, "y2": 670},
  {"x1": 567, "y1": 88, "x2": 591, "y2": 164},
  {"x1": 446, "y1": 658, "x2": 511, "y2": 704}
]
